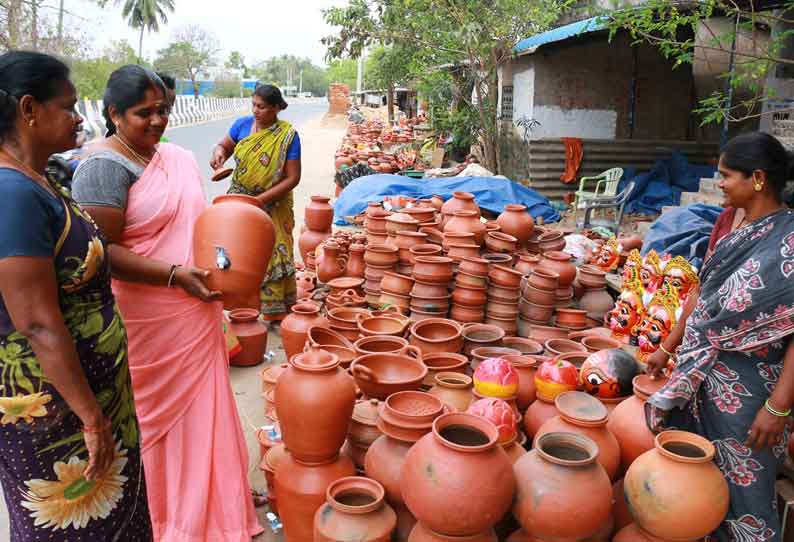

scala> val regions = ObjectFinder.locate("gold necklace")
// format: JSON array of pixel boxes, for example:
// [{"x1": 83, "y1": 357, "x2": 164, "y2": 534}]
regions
[{"x1": 113, "y1": 134, "x2": 155, "y2": 166}]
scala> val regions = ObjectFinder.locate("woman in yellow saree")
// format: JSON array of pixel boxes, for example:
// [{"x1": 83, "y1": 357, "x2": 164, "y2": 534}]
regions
[{"x1": 212, "y1": 85, "x2": 301, "y2": 319}]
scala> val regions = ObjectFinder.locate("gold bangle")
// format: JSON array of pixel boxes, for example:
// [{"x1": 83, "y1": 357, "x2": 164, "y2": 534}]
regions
[
  {"x1": 765, "y1": 399, "x2": 791, "y2": 418},
  {"x1": 658, "y1": 344, "x2": 674, "y2": 357}
]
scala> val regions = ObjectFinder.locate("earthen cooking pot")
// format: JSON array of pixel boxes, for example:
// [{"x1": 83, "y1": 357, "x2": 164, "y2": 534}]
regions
[
  {"x1": 489, "y1": 265, "x2": 524, "y2": 288},
  {"x1": 555, "y1": 308, "x2": 589, "y2": 330},
  {"x1": 365, "y1": 244, "x2": 400, "y2": 267},
  {"x1": 450, "y1": 304, "x2": 485, "y2": 323},
  {"x1": 581, "y1": 335, "x2": 622, "y2": 353},
  {"x1": 528, "y1": 269, "x2": 560, "y2": 292},
  {"x1": 411, "y1": 279, "x2": 449, "y2": 299},
  {"x1": 456, "y1": 271, "x2": 488, "y2": 288},
  {"x1": 409, "y1": 244, "x2": 443, "y2": 264},
  {"x1": 502, "y1": 337, "x2": 544, "y2": 355},
  {"x1": 537, "y1": 230, "x2": 566, "y2": 252},
  {"x1": 544, "y1": 338, "x2": 587, "y2": 357},
  {"x1": 446, "y1": 243, "x2": 481, "y2": 261},
  {"x1": 421, "y1": 353, "x2": 470, "y2": 386},
  {"x1": 527, "y1": 324, "x2": 569, "y2": 344},
  {"x1": 410, "y1": 294, "x2": 451, "y2": 313},
  {"x1": 308, "y1": 325, "x2": 355, "y2": 350},
  {"x1": 462, "y1": 324, "x2": 506, "y2": 356},
  {"x1": 459, "y1": 256, "x2": 490, "y2": 277},
  {"x1": 442, "y1": 231, "x2": 477, "y2": 250},
  {"x1": 380, "y1": 271, "x2": 414, "y2": 296},
  {"x1": 357, "y1": 314, "x2": 409, "y2": 338},
  {"x1": 470, "y1": 346, "x2": 521, "y2": 371},
  {"x1": 354, "y1": 335, "x2": 410, "y2": 356},
  {"x1": 351, "y1": 351, "x2": 428, "y2": 400},
  {"x1": 413, "y1": 256, "x2": 454, "y2": 284},
  {"x1": 451, "y1": 284, "x2": 488, "y2": 308},
  {"x1": 409, "y1": 318, "x2": 464, "y2": 355}
]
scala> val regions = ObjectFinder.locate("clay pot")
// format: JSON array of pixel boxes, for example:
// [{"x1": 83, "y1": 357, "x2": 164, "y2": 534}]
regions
[
  {"x1": 469, "y1": 346, "x2": 521, "y2": 371},
  {"x1": 366, "y1": 244, "x2": 400, "y2": 267},
  {"x1": 345, "y1": 244, "x2": 366, "y2": 278},
  {"x1": 410, "y1": 293, "x2": 451, "y2": 313},
  {"x1": 579, "y1": 264, "x2": 607, "y2": 286},
  {"x1": 442, "y1": 231, "x2": 477, "y2": 250},
  {"x1": 314, "y1": 477, "x2": 397, "y2": 542},
  {"x1": 306, "y1": 195, "x2": 334, "y2": 231},
  {"x1": 365, "y1": 437, "x2": 420, "y2": 542},
  {"x1": 539, "y1": 251, "x2": 576, "y2": 287},
  {"x1": 299, "y1": 229, "x2": 332, "y2": 262},
  {"x1": 354, "y1": 335, "x2": 410, "y2": 356},
  {"x1": 519, "y1": 297, "x2": 554, "y2": 323},
  {"x1": 327, "y1": 277, "x2": 365, "y2": 296},
  {"x1": 262, "y1": 443, "x2": 287, "y2": 513},
  {"x1": 485, "y1": 231, "x2": 518, "y2": 253},
  {"x1": 281, "y1": 303, "x2": 327, "y2": 359},
  {"x1": 483, "y1": 313, "x2": 518, "y2": 336},
  {"x1": 579, "y1": 287, "x2": 615, "y2": 322},
  {"x1": 349, "y1": 398, "x2": 383, "y2": 446},
  {"x1": 428, "y1": 372, "x2": 474, "y2": 411},
  {"x1": 501, "y1": 337, "x2": 544, "y2": 355},
  {"x1": 523, "y1": 285, "x2": 556, "y2": 307},
  {"x1": 318, "y1": 345, "x2": 357, "y2": 368},
  {"x1": 308, "y1": 325, "x2": 355, "y2": 350},
  {"x1": 440, "y1": 191, "x2": 479, "y2": 225},
  {"x1": 327, "y1": 290, "x2": 368, "y2": 310},
  {"x1": 365, "y1": 210, "x2": 390, "y2": 233},
  {"x1": 456, "y1": 271, "x2": 488, "y2": 288},
  {"x1": 555, "y1": 308, "x2": 589, "y2": 330},
  {"x1": 351, "y1": 351, "x2": 428, "y2": 400},
  {"x1": 194, "y1": 194, "x2": 276, "y2": 310},
  {"x1": 488, "y1": 284, "x2": 521, "y2": 304},
  {"x1": 444, "y1": 210, "x2": 486, "y2": 245},
  {"x1": 489, "y1": 265, "x2": 524, "y2": 288},
  {"x1": 358, "y1": 314, "x2": 410, "y2": 338},
  {"x1": 534, "y1": 391, "x2": 621, "y2": 481},
  {"x1": 486, "y1": 298, "x2": 519, "y2": 317},
  {"x1": 624, "y1": 431, "x2": 729, "y2": 541},
  {"x1": 318, "y1": 243, "x2": 348, "y2": 284},
  {"x1": 581, "y1": 335, "x2": 622, "y2": 353},
  {"x1": 613, "y1": 478, "x2": 634, "y2": 533},
  {"x1": 450, "y1": 304, "x2": 484, "y2": 323},
  {"x1": 261, "y1": 362, "x2": 289, "y2": 393},
  {"x1": 402, "y1": 207, "x2": 436, "y2": 224},
  {"x1": 409, "y1": 318, "x2": 464, "y2": 355},
  {"x1": 528, "y1": 269, "x2": 559, "y2": 291},
  {"x1": 395, "y1": 231, "x2": 429, "y2": 262},
  {"x1": 459, "y1": 256, "x2": 489, "y2": 277},
  {"x1": 513, "y1": 432, "x2": 612, "y2": 542},
  {"x1": 379, "y1": 291, "x2": 411, "y2": 312},
  {"x1": 495, "y1": 204, "x2": 534, "y2": 246},
  {"x1": 451, "y1": 284, "x2": 488, "y2": 308},
  {"x1": 538, "y1": 230, "x2": 566, "y2": 252},
  {"x1": 544, "y1": 338, "x2": 587, "y2": 357},
  {"x1": 275, "y1": 348, "x2": 356, "y2": 464},
  {"x1": 430, "y1": 195, "x2": 445, "y2": 210},
  {"x1": 482, "y1": 252, "x2": 513, "y2": 268},
  {"x1": 367, "y1": 230, "x2": 389, "y2": 246},
  {"x1": 386, "y1": 213, "x2": 420, "y2": 234},
  {"x1": 514, "y1": 254, "x2": 541, "y2": 275},
  {"x1": 401, "y1": 413, "x2": 516, "y2": 536},
  {"x1": 413, "y1": 256, "x2": 454, "y2": 284},
  {"x1": 380, "y1": 271, "x2": 415, "y2": 296},
  {"x1": 417, "y1": 227, "x2": 445, "y2": 246},
  {"x1": 446, "y1": 243, "x2": 481, "y2": 262},
  {"x1": 228, "y1": 309, "x2": 268, "y2": 366},
  {"x1": 275, "y1": 453, "x2": 356, "y2": 542},
  {"x1": 522, "y1": 393, "x2": 558, "y2": 439},
  {"x1": 327, "y1": 307, "x2": 369, "y2": 331},
  {"x1": 408, "y1": 523, "x2": 497, "y2": 542},
  {"x1": 409, "y1": 244, "x2": 443, "y2": 265},
  {"x1": 528, "y1": 324, "x2": 569, "y2": 343},
  {"x1": 502, "y1": 355, "x2": 538, "y2": 411},
  {"x1": 462, "y1": 324, "x2": 507, "y2": 356}
]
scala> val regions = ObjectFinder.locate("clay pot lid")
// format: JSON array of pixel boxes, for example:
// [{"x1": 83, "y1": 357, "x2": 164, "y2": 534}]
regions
[
  {"x1": 353, "y1": 398, "x2": 381, "y2": 426},
  {"x1": 555, "y1": 391, "x2": 608, "y2": 426},
  {"x1": 211, "y1": 166, "x2": 233, "y2": 181},
  {"x1": 385, "y1": 390, "x2": 445, "y2": 423},
  {"x1": 633, "y1": 374, "x2": 669, "y2": 400},
  {"x1": 327, "y1": 277, "x2": 365, "y2": 290}
]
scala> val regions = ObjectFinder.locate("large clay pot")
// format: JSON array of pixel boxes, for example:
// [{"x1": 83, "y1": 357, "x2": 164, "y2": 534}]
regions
[
  {"x1": 496, "y1": 204, "x2": 534, "y2": 246},
  {"x1": 428, "y1": 372, "x2": 475, "y2": 411},
  {"x1": 440, "y1": 191, "x2": 479, "y2": 227},
  {"x1": 229, "y1": 309, "x2": 268, "y2": 366},
  {"x1": 317, "y1": 242, "x2": 348, "y2": 284},
  {"x1": 275, "y1": 453, "x2": 356, "y2": 542},
  {"x1": 409, "y1": 318, "x2": 464, "y2": 355},
  {"x1": 262, "y1": 443, "x2": 288, "y2": 514},
  {"x1": 314, "y1": 476, "x2": 397, "y2": 542},
  {"x1": 346, "y1": 244, "x2": 367, "y2": 278},
  {"x1": 194, "y1": 194, "x2": 276, "y2": 310},
  {"x1": 522, "y1": 393, "x2": 558, "y2": 439},
  {"x1": 613, "y1": 478, "x2": 634, "y2": 533},
  {"x1": 540, "y1": 251, "x2": 576, "y2": 287},
  {"x1": 275, "y1": 348, "x2": 356, "y2": 464},
  {"x1": 408, "y1": 522, "x2": 497, "y2": 542},
  {"x1": 306, "y1": 195, "x2": 334, "y2": 231},
  {"x1": 281, "y1": 303, "x2": 327, "y2": 359},
  {"x1": 534, "y1": 391, "x2": 621, "y2": 481},
  {"x1": 444, "y1": 210, "x2": 486, "y2": 245},
  {"x1": 608, "y1": 375, "x2": 669, "y2": 471},
  {"x1": 513, "y1": 432, "x2": 612, "y2": 542},
  {"x1": 299, "y1": 228, "x2": 332, "y2": 262},
  {"x1": 624, "y1": 431, "x2": 729, "y2": 542},
  {"x1": 401, "y1": 413, "x2": 515, "y2": 536}
]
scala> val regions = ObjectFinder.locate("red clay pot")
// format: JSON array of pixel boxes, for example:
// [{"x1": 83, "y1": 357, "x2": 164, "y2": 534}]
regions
[
  {"x1": 579, "y1": 287, "x2": 615, "y2": 322},
  {"x1": 442, "y1": 231, "x2": 477, "y2": 250},
  {"x1": 582, "y1": 335, "x2": 622, "y2": 353},
  {"x1": 523, "y1": 286, "x2": 556, "y2": 307},
  {"x1": 408, "y1": 523, "x2": 497, "y2": 542},
  {"x1": 281, "y1": 303, "x2": 327, "y2": 359},
  {"x1": 482, "y1": 314, "x2": 518, "y2": 337},
  {"x1": 317, "y1": 242, "x2": 348, "y2": 284},
  {"x1": 229, "y1": 309, "x2": 268, "y2": 366},
  {"x1": 607, "y1": 375, "x2": 669, "y2": 472},
  {"x1": 194, "y1": 194, "x2": 276, "y2": 310},
  {"x1": 489, "y1": 265, "x2": 524, "y2": 288},
  {"x1": 350, "y1": 351, "x2": 427, "y2": 400},
  {"x1": 555, "y1": 308, "x2": 589, "y2": 330},
  {"x1": 413, "y1": 256, "x2": 454, "y2": 284},
  {"x1": 544, "y1": 338, "x2": 587, "y2": 357},
  {"x1": 451, "y1": 284, "x2": 488, "y2": 308},
  {"x1": 459, "y1": 256, "x2": 490, "y2": 277},
  {"x1": 469, "y1": 346, "x2": 521, "y2": 371},
  {"x1": 299, "y1": 228, "x2": 332, "y2": 262},
  {"x1": 540, "y1": 251, "x2": 576, "y2": 287},
  {"x1": 496, "y1": 204, "x2": 534, "y2": 246},
  {"x1": 488, "y1": 284, "x2": 521, "y2": 303},
  {"x1": 305, "y1": 195, "x2": 334, "y2": 231},
  {"x1": 314, "y1": 477, "x2": 397, "y2": 542},
  {"x1": 522, "y1": 393, "x2": 558, "y2": 439},
  {"x1": 485, "y1": 231, "x2": 518, "y2": 253},
  {"x1": 462, "y1": 324, "x2": 506, "y2": 356},
  {"x1": 444, "y1": 210, "x2": 486, "y2": 245},
  {"x1": 538, "y1": 230, "x2": 566, "y2": 252},
  {"x1": 275, "y1": 348, "x2": 356, "y2": 464},
  {"x1": 401, "y1": 413, "x2": 516, "y2": 536},
  {"x1": 519, "y1": 297, "x2": 554, "y2": 322},
  {"x1": 513, "y1": 432, "x2": 612, "y2": 542},
  {"x1": 446, "y1": 243, "x2": 481, "y2": 262},
  {"x1": 365, "y1": 244, "x2": 400, "y2": 267},
  {"x1": 409, "y1": 318, "x2": 464, "y2": 355},
  {"x1": 261, "y1": 444, "x2": 287, "y2": 514},
  {"x1": 528, "y1": 268, "x2": 560, "y2": 291},
  {"x1": 344, "y1": 244, "x2": 366, "y2": 278},
  {"x1": 275, "y1": 453, "x2": 356, "y2": 542},
  {"x1": 613, "y1": 478, "x2": 634, "y2": 533},
  {"x1": 440, "y1": 191, "x2": 479, "y2": 225},
  {"x1": 624, "y1": 431, "x2": 729, "y2": 542},
  {"x1": 534, "y1": 391, "x2": 621, "y2": 481},
  {"x1": 502, "y1": 337, "x2": 544, "y2": 355},
  {"x1": 514, "y1": 254, "x2": 539, "y2": 276}
]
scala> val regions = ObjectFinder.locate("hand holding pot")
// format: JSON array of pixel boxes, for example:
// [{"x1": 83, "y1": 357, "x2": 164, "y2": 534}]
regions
[
  {"x1": 174, "y1": 266, "x2": 223, "y2": 302},
  {"x1": 644, "y1": 348, "x2": 670, "y2": 380}
]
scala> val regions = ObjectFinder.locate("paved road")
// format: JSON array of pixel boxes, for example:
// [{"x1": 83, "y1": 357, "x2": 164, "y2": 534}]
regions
[{"x1": 165, "y1": 100, "x2": 330, "y2": 201}]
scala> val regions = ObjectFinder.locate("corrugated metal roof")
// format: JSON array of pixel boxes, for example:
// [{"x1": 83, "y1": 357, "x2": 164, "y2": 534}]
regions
[{"x1": 514, "y1": 16, "x2": 607, "y2": 56}]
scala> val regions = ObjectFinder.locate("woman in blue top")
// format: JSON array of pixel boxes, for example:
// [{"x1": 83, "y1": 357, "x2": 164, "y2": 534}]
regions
[{"x1": 211, "y1": 85, "x2": 301, "y2": 320}]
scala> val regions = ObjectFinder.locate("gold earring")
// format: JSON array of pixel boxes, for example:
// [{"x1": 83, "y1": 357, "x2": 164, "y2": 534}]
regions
[
  {"x1": 28, "y1": 119, "x2": 35, "y2": 127},
  {"x1": 754, "y1": 182, "x2": 764, "y2": 192}
]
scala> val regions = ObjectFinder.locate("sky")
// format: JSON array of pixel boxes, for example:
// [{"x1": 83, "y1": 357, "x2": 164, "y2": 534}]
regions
[{"x1": 67, "y1": 0, "x2": 349, "y2": 67}]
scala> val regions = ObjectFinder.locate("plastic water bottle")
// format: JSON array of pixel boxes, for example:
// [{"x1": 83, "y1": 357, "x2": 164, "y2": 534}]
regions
[
  {"x1": 263, "y1": 424, "x2": 281, "y2": 442},
  {"x1": 266, "y1": 512, "x2": 282, "y2": 533}
]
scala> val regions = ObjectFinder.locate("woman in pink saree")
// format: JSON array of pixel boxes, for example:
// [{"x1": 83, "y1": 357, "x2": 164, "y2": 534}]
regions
[{"x1": 72, "y1": 66, "x2": 262, "y2": 541}]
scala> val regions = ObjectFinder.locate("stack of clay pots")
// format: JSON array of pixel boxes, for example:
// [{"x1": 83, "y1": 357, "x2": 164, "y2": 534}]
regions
[
  {"x1": 577, "y1": 264, "x2": 614, "y2": 322},
  {"x1": 410, "y1": 256, "x2": 453, "y2": 321},
  {"x1": 364, "y1": 244, "x2": 399, "y2": 309},
  {"x1": 440, "y1": 191, "x2": 480, "y2": 229},
  {"x1": 554, "y1": 308, "x2": 590, "y2": 331},
  {"x1": 393, "y1": 230, "x2": 428, "y2": 276},
  {"x1": 519, "y1": 268, "x2": 559, "y2": 333},
  {"x1": 379, "y1": 270, "x2": 413, "y2": 313},
  {"x1": 540, "y1": 250, "x2": 577, "y2": 308},
  {"x1": 298, "y1": 195, "x2": 334, "y2": 263},
  {"x1": 451, "y1": 256, "x2": 490, "y2": 322},
  {"x1": 365, "y1": 203, "x2": 390, "y2": 246},
  {"x1": 486, "y1": 264, "x2": 523, "y2": 335}
]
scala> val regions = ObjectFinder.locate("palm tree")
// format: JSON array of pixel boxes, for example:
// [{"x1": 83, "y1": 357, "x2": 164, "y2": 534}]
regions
[{"x1": 117, "y1": 0, "x2": 176, "y2": 63}]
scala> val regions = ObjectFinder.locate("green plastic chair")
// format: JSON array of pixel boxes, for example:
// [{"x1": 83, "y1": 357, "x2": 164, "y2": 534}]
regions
[{"x1": 575, "y1": 167, "x2": 624, "y2": 210}]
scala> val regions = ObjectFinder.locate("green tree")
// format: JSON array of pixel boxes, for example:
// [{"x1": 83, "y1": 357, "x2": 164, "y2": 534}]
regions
[
  {"x1": 71, "y1": 40, "x2": 140, "y2": 99},
  {"x1": 225, "y1": 50, "x2": 249, "y2": 77},
  {"x1": 323, "y1": 0, "x2": 570, "y2": 172},
  {"x1": 101, "y1": 0, "x2": 176, "y2": 62},
  {"x1": 365, "y1": 44, "x2": 414, "y2": 122},
  {"x1": 607, "y1": 1, "x2": 794, "y2": 127},
  {"x1": 326, "y1": 58, "x2": 357, "y2": 90},
  {"x1": 155, "y1": 24, "x2": 219, "y2": 98},
  {"x1": 251, "y1": 54, "x2": 329, "y2": 96}
]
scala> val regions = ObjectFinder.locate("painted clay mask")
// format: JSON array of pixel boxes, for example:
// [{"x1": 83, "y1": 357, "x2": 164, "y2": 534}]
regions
[
  {"x1": 640, "y1": 250, "x2": 663, "y2": 296},
  {"x1": 592, "y1": 238, "x2": 622, "y2": 273},
  {"x1": 660, "y1": 256, "x2": 699, "y2": 304},
  {"x1": 634, "y1": 291, "x2": 681, "y2": 362},
  {"x1": 579, "y1": 348, "x2": 639, "y2": 398},
  {"x1": 607, "y1": 287, "x2": 644, "y2": 344},
  {"x1": 622, "y1": 249, "x2": 643, "y2": 286}
]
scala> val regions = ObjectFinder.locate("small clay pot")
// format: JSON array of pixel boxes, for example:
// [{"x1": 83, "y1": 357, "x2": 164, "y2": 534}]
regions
[
  {"x1": 409, "y1": 244, "x2": 444, "y2": 264},
  {"x1": 537, "y1": 230, "x2": 566, "y2": 252},
  {"x1": 444, "y1": 209, "x2": 486, "y2": 245},
  {"x1": 496, "y1": 204, "x2": 534, "y2": 246},
  {"x1": 482, "y1": 253, "x2": 513, "y2": 267},
  {"x1": 410, "y1": 294, "x2": 452, "y2": 313},
  {"x1": 459, "y1": 256, "x2": 490, "y2": 277},
  {"x1": 410, "y1": 307, "x2": 449, "y2": 322},
  {"x1": 413, "y1": 256, "x2": 454, "y2": 284},
  {"x1": 349, "y1": 398, "x2": 383, "y2": 446},
  {"x1": 450, "y1": 304, "x2": 485, "y2": 323},
  {"x1": 502, "y1": 354, "x2": 538, "y2": 410},
  {"x1": 540, "y1": 251, "x2": 576, "y2": 287},
  {"x1": 314, "y1": 476, "x2": 397, "y2": 542},
  {"x1": 409, "y1": 318, "x2": 464, "y2": 355},
  {"x1": 578, "y1": 264, "x2": 607, "y2": 287},
  {"x1": 456, "y1": 271, "x2": 488, "y2": 288},
  {"x1": 381, "y1": 271, "x2": 414, "y2": 296},
  {"x1": 386, "y1": 213, "x2": 420, "y2": 234},
  {"x1": 365, "y1": 244, "x2": 400, "y2": 266},
  {"x1": 519, "y1": 297, "x2": 554, "y2": 322},
  {"x1": 470, "y1": 346, "x2": 521, "y2": 371},
  {"x1": 357, "y1": 314, "x2": 410, "y2": 338},
  {"x1": 402, "y1": 207, "x2": 436, "y2": 224},
  {"x1": 485, "y1": 231, "x2": 518, "y2": 253},
  {"x1": 528, "y1": 269, "x2": 560, "y2": 291},
  {"x1": 354, "y1": 335, "x2": 410, "y2": 356},
  {"x1": 446, "y1": 243, "x2": 481, "y2": 261},
  {"x1": 378, "y1": 291, "x2": 411, "y2": 312},
  {"x1": 514, "y1": 254, "x2": 541, "y2": 275},
  {"x1": 501, "y1": 337, "x2": 544, "y2": 355},
  {"x1": 486, "y1": 298, "x2": 519, "y2": 317},
  {"x1": 384, "y1": 391, "x2": 445, "y2": 425},
  {"x1": 581, "y1": 335, "x2": 622, "y2": 353},
  {"x1": 544, "y1": 338, "x2": 587, "y2": 357},
  {"x1": 412, "y1": 279, "x2": 449, "y2": 298},
  {"x1": 451, "y1": 284, "x2": 488, "y2": 308},
  {"x1": 556, "y1": 351, "x2": 590, "y2": 370},
  {"x1": 308, "y1": 325, "x2": 355, "y2": 350},
  {"x1": 489, "y1": 265, "x2": 524, "y2": 288},
  {"x1": 351, "y1": 350, "x2": 428, "y2": 400},
  {"x1": 462, "y1": 324, "x2": 507, "y2": 356},
  {"x1": 428, "y1": 372, "x2": 475, "y2": 411},
  {"x1": 524, "y1": 285, "x2": 556, "y2": 306},
  {"x1": 488, "y1": 284, "x2": 521, "y2": 303},
  {"x1": 442, "y1": 231, "x2": 476, "y2": 250},
  {"x1": 422, "y1": 354, "x2": 470, "y2": 386},
  {"x1": 555, "y1": 308, "x2": 589, "y2": 330},
  {"x1": 527, "y1": 325, "x2": 569, "y2": 344},
  {"x1": 484, "y1": 313, "x2": 518, "y2": 336}
]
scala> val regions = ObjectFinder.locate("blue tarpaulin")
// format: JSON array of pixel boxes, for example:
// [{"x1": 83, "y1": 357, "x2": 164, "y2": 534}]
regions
[
  {"x1": 333, "y1": 174, "x2": 561, "y2": 225},
  {"x1": 641, "y1": 203, "x2": 722, "y2": 269},
  {"x1": 619, "y1": 151, "x2": 717, "y2": 215}
]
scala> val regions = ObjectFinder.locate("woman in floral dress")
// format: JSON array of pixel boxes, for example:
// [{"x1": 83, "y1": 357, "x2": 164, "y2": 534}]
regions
[
  {"x1": 647, "y1": 132, "x2": 794, "y2": 542},
  {"x1": 0, "y1": 52, "x2": 151, "y2": 540}
]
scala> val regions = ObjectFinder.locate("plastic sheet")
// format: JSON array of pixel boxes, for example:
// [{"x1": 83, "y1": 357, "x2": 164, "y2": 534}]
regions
[
  {"x1": 640, "y1": 203, "x2": 723, "y2": 269},
  {"x1": 333, "y1": 174, "x2": 561, "y2": 224}
]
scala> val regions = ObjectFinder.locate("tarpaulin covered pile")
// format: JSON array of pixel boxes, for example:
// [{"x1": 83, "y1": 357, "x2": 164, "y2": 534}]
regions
[
  {"x1": 640, "y1": 203, "x2": 722, "y2": 270},
  {"x1": 333, "y1": 174, "x2": 561, "y2": 225},
  {"x1": 618, "y1": 151, "x2": 717, "y2": 215}
]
